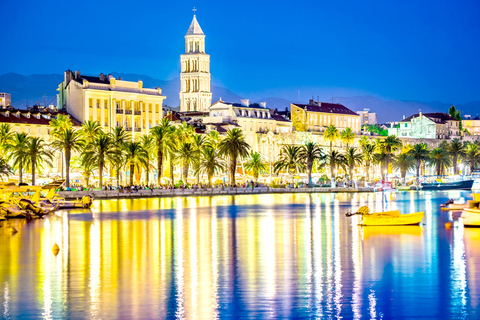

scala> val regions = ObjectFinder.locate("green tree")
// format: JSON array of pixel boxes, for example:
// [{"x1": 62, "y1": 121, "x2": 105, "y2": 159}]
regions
[
  {"x1": 380, "y1": 135, "x2": 403, "y2": 180},
  {"x1": 0, "y1": 158, "x2": 11, "y2": 179},
  {"x1": 199, "y1": 146, "x2": 226, "y2": 187},
  {"x1": 191, "y1": 134, "x2": 207, "y2": 184},
  {"x1": 448, "y1": 105, "x2": 463, "y2": 132},
  {"x1": 5, "y1": 132, "x2": 29, "y2": 183},
  {"x1": 326, "y1": 150, "x2": 346, "y2": 179},
  {"x1": 298, "y1": 142, "x2": 323, "y2": 186},
  {"x1": 323, "y1": 125, "x2": 340, "y2": 152},
  {"x1": 244, "y1": 151, "x2": 268, "y2": 182},
  {"x1": 446, "y1": 138, "x2": 466, "y2": 175},
  {"x1": 81, "y1": 120, "x2": 103, "y2": 144},
  {"x1": 141, "y1": 134, "x2": 155, "y2": 186},
  {"x1": 407, "y1": 143, "x2": 429, "y2": 181},
  {"x1": 344, "y1": 147, "x2": 363, "y2": 180},
  {"x1": 361, "y1": 142, "x2": 375, "y2": 181},
  {"x1": 72, "y1": 154, "x2": 98, "y2": 189},
  {"x1": 463, "y1": 143, "x2": 480, "y2": 174},
  {"x1": 218, "y1": 128, "x2": 250, "y2": 186},
  {"x1": 430, "y1": 147, "x2": 452, "y2": 176},
  {"x1": 50, "y1": 128, "x2": 83, "y2": 188},
  {"x1": 124, "y1": 141, "x2": 148, "y2": 186},
  {"x1": 0, "y1": 123, "x2": 13, "y2": 158},
  {"x1": 340, "y1": 127, "x2": 356, "y2": 149},
  {"x1": 109, "y1": 126, "x2": 131, "y2": 187},
  {"x1": 393, "y1": 153, "x2": 415, "y2": 180},
  {"x1": 151, "y1": 119, "x2": 173, "y2": 185},
  {"x1": 176, "y1": 142, "x2": 198, "y2": 183},
  {"x1": 83, "y1": 134, "x2": 116, "y2": 188},
  {"x1": 274, "y1": 145, "x2": 305, "y2": 183},
  {"x1": 25, "y1": 137, "x2": 54, "y2": 185},
  {"x1": 50, "y1": 114, "x2": 73, "y2": 136}
]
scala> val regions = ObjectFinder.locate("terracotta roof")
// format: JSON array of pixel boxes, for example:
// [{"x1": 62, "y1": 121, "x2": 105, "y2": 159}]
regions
[
  {"x1": 164, "y1": 112, "x2": 182, "y2": 122},
  {"x1": 0, "y1": 108, "x2": 81, "y2": 126},
  {"x1": 401, "y1": 112, "x2": 458, "y2": 124},
  {"x1": 292, "y1": 102, "x2": 358, "y2": 116}
]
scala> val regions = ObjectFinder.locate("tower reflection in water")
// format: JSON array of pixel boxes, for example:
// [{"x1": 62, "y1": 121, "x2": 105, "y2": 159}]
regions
[{"x1": 0, "y1": 191, "x2": 479, "y2": 319}]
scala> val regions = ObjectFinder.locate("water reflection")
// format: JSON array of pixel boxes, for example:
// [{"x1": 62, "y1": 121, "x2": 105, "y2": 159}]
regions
[{"x1": 0, "y1": 191, "x2": 479, "y2": 318}]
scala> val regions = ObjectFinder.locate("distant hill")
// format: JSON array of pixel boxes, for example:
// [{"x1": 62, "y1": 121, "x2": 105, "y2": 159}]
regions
[{"x1": 1, "y1": 72, "x2": 479, "y2": 123}]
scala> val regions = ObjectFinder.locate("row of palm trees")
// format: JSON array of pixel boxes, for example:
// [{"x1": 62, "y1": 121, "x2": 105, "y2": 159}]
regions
[
  {"x1": 1, "y1": 118, "x2": 479, "y2": 187},
  {"x1": 273, "y1": 133, "x2": 480, "y2": 184}
]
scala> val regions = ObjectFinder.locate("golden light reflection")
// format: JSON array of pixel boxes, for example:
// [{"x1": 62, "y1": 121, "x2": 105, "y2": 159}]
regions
[{"x1": 0, "y1": 192, "x2": 478, "y2": 318}]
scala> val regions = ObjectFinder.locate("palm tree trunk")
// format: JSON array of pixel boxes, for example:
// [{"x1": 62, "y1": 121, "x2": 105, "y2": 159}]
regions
[
  {"x1": 130, "y1": 164, "x2": 135, "y2": 186},
  {"x1": 146, "y1": 167, "x2": 150, "y2": 186},
  {"x1": 157, "y1": 149, "x2": 162, "y2": 185},
  {"x1": 416, "y1": 160, "x2": 420, "y2": 182},
  {"x1": 307, "y1": 159, "x2": 312, "y2": 186},
  {"x1": 116, "y1": 166, "x2": 120, "y2": 187},
  {"x1": 65, "y1": 148, "x2": 71, "y2": 188},
  {"x1": 31, "y1": 155, "x2": 36, "y2": 186},
  {"x1": 366, "y1": 163, "x2": 370, "y2": 181},
  {"x1": 170, "y1": 158, "x2": 174, "y2": 186},
  {"x1": 208, "y1": 174, "x2": 212, "y2": 188},
  {"x1": 183, "y1": 163, "x2": 188, "y2": 183},
  {"x1": 453, "y1": 155, "x2": 458, "y2": 175},
  {"x1": 231, "y1": 157, "x2": 236, "y2": 186},
  {"x1": 330, "y1": 141, "x2": 333, "y2": 153},
  {"x1": 19, "y1": 162, "x2": 23, "y2": 184},
  {"x1": 330, "y1": 163, "x2": 334, "y2": 178},
  {"x1": 99, "y1": 160, "x2": 104, "y2": 188}
]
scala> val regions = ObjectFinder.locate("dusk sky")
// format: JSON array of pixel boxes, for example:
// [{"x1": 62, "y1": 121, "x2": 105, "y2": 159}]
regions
[{"x1": 1, "y1": 0, "x2": 479, "y2": 103}]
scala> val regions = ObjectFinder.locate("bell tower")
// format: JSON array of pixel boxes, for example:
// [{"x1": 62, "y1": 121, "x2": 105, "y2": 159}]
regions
[{"x1": 179, "y1": 10, "x2": 212, "y2": 112}]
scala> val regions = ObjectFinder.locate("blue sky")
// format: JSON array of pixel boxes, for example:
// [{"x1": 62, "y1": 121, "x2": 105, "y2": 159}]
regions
[{"x1": 1, "y1": 0, "x2": 479, "y2": 103}]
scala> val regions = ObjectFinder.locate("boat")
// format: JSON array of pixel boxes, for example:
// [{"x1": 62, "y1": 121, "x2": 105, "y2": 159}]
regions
[
  {"x1": 440, "y1": 198, "x2": 468, "y2": 211},
  {"x1": 39, "y1": 187, "x2": 93, "y2": 209},
  {"x1": 396, "y1": 185, "x2": 422, "y2": 191},
  {"x1": 421, "y1": 179, "x2": 474, "y2": 191},
  {"x1": 346, "y1": 206, "x2": 425, "y2": 226},
  {"x1": 461, "y1": 199, "x2": 480, "y2": 227}
]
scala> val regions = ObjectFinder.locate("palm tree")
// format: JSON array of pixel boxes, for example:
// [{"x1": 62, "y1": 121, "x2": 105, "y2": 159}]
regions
[
  {"x1": 50, "y1": 128, "x2": 83, "y2": 188},
  {"x1": 199, "y1": 146, "x2": 226, "y2": 187},
  {"x1": 430, "y1": 148, "x2": 452, "y2": 176},
  {"x1": 326, "y1": 150, "x2": 346, "y2": 179},
  {"x1": 323, "y1": 125, "x2": 340, "y2": 152},
  {"x1": 298, "y1": 142, "x2": 323, "y2": 186},
  {"x1": 83, "y1": 134, "x2": 116, "y2": 188},
  {"x1": 109, "y1": 126, "x2": 131, "y2": 187},
  {"x1": 0, "y1": 123, "x2": 13, "y2": 158},
  {"x1": 340, "y1": 127, "x2": 356, "y2": 149},
  {"x1": 463, "y1": 143, "x2": 480, "y2": 174},
  {"x1": 244, "y1": 151, "x2": 268, "y2": 182},
  {"x1": 25, "y1": 137, "x2": 54, "y2": 185},
  {"x1": 393, "y1": 153, "x2": 415, "y2": 180},
  {"x1": 141, "y1": 134, "x2": 155, "y2": 186},
  {"x1": 373, "y1": 152, "x2": 388, "y2": 180},
  {"x1": 344, "y1": 147, "x2": 363, "y2": 180},
  {"x1": 124, "y1": 141, "x2": 148, "y2": 186},
  {"x1": 166, "y1": 126, "x2": 178, "y2": 185},
  {"x1": 5, "y1": 132, "x2": 29, "y2": 183},
  {"x1": 361, "y1": 142, "x2": 375, "y2": 181},
  {"x1": 218, "y1": 128, "x2": 250, "y2": 186},
  {"x1": 72, "y1": 154, "x2": 98, "y2": 189},
  {"x1": 358, "y1": 136, "x2": 370, "y2": 147},
  {"x1": 0, "y1": 158, "x2": 11, "y2": 180},
  {"x1": 176, "y1": 142, "x2": 198, "y2": 183},
  {"x1": 151, "y1": 119, "x2": 172, "y2": 185},
  {"x1": 191, "y1": 134, "x2": 206, "y2": 184},
  {"x1": 81, "y1": 120, "x2": 103, "y2": 143},
  {"x1": 380, "y1": 135, "x2": 402, "y2": 180},
  {"x1": 407, "y1": 143, "x2": 429, "y2": 181},
  {"x1": 50, "y1": 114, "x2": 73, "y2": 135},
  {"x1": 206, "y1": 130, "x2": 221, "y2": 149},
  {"x1": 274, "y1": 145, "x2": 304, "y2": 183},
  {"x1": 446, "y1": 138, "x2": 466, "y2": 175}
]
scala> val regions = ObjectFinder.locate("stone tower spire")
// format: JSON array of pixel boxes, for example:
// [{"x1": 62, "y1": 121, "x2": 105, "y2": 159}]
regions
[{"x1": 179, "y1": 10, "x2": 212, "y2": 112}]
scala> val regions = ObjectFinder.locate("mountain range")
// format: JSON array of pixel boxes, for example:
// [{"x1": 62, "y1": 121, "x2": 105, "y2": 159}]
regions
[{"x1": 1, "y1": 72, "x2": 479, "y2": 123}]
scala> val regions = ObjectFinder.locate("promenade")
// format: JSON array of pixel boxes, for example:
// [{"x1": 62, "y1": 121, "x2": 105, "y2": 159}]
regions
[{"x1": 58, "y1": 186, "x2": 375, "y2": 200}]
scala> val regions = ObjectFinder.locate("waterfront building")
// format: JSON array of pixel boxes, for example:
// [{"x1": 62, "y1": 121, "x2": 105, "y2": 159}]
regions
[
  {"x1": 463, "y1": 118, "x2": 480, "y2": 136},
  {"x1": 291, "y1": 100, "x2": 361, "y2": 134},
  {"x1": 0, "y1": 93, "x2": 11, "y2": 107},
  {"x1": 204, "y1": 99, "x2": 294, "y2": 168},
  {"x1": 356, "y1": 108, "x2": 377, "y2": 125},
  {"x1": 57, "y1": 70, "x2": 166, "y2": 139},
  {"x1": 179, "y1": 13, "x2": 212, "y2": 112},
  {"x1": 388, "y1": 112, "x2": 460, "y2": 139}
]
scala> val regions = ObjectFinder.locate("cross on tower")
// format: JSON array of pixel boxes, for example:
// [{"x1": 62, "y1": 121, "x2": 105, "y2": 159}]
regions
[{"x1": 192, "y1": 7, "x2": 197, "y2": 15}]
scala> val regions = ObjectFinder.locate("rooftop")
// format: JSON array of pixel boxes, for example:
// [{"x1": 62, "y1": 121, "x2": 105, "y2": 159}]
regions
[
  {"x1": 186, "y1": 15, "x2": 204, "y2": 36},
  {"x1": 292, "y1": 101, "x2": 358, "y2": 116},
  {"x1": 401, "y1": 112, "x2": 458, "y2": 124}
]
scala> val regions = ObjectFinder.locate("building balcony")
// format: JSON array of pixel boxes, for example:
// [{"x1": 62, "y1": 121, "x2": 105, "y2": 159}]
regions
[
  {"x1": 125, "y1": 127, "x2": 132, "y2": 131},
  {"x1": 134, "y1": 128, "x2": 141, "y2": 132},
  {"x1": 125, "y1": 110, "x2": 132, "y2": 115},
  {"x1": 116, "y1": 109, "x2": 124, "y2": 113},
  {"x1": 134, "y1": 110, "x2": 141, "y2": 115}
]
